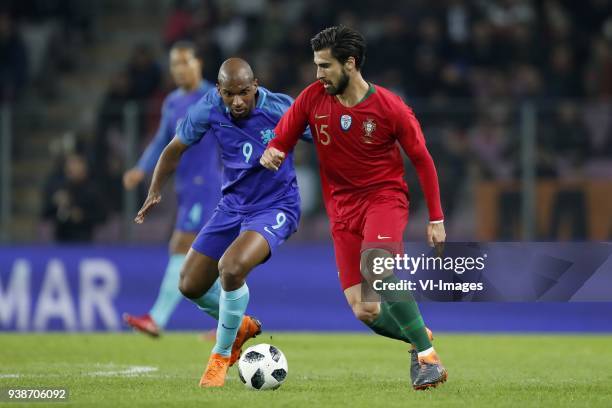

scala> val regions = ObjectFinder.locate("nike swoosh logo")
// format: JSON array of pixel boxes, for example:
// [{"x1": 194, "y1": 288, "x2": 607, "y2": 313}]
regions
[
  {"x1": 377, "y1": 235, "x2": 391, "y2": 240},
  {"x1": 314, "y1": 114, "x2": 329, "y2": 119},
  {"x1": 221, "y1": 323, "x2": 237, "y2": 330},
  {"x1": 219, "y1": 123, "x2": 233, "y2": 128}
]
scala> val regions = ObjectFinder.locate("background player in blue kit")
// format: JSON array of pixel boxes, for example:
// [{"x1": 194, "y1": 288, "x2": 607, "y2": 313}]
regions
[
  {"x1": 134, "y1": 57, "x2": 311, "y2": 387},
  {"x1": 122, "y1": 41, "x2": 223, "y2": 337}
]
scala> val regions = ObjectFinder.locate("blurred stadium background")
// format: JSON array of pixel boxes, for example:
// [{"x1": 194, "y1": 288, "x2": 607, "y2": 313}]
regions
[{"x1": 1, "y1": 0, "x2": 612, "y2": 334}]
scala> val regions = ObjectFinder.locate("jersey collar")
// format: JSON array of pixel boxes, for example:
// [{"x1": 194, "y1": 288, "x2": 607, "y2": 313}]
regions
[
  {"x1": 359, "y1": 82, "x2": 376, "y2": 104},
  {"x1": 256, "y1": 86, "x2": 268, "y2": 109}
]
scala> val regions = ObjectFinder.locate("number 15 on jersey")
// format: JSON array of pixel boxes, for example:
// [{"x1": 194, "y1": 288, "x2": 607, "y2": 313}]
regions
[{"x1": 314, "y1": 124, "x2": 331, "y2": 146}]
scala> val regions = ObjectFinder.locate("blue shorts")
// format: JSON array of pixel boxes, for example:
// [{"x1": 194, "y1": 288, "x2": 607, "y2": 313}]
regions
[
  {"x1": 175, "y1": 190, "x2": 219, "y2": 233},
  {"x1": 191, "y1": 201, "x2": 300, "y2": 260}
]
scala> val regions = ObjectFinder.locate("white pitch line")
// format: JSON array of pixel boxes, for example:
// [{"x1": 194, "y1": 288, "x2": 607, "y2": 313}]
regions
[
  {"x1": 0, "y1": 365, "x2": 158, "y2": 379},
  {"x1": 88, "y1": 365, "x2": 158, "y2": 377}
]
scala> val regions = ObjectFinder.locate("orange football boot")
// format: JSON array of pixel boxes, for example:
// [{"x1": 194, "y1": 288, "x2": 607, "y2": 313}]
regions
[
  {"x1": 229, "y1": 316, "x2": 262, "y2": 366},
  {"x1": 199, "y1": 353, "x2": 231, "y2": 387}
]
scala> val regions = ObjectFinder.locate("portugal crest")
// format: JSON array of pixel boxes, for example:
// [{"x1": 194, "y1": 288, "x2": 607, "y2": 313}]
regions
[
  {"x1": 362, "y1": 118, "x2": 376, "y2": 143},
  {"x1": 340, "y1": 114, "x2": 352, "y2": 131}
]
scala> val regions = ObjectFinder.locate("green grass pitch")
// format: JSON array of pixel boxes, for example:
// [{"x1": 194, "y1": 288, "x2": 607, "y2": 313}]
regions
[{"x1": 1, "y1": 332, "x2": 611, "y2": 407}]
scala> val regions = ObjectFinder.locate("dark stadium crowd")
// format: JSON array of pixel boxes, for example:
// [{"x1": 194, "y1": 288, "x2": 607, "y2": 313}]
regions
[
  {"x1": 2, "y1": 0, "x2": 612, "y2": 241},
  {"x1": 0, "y1": 1, "x2": 92, "y2": 102},
  {"x1": 152, "y1": 0, "x2": 612, "y2": 183}
]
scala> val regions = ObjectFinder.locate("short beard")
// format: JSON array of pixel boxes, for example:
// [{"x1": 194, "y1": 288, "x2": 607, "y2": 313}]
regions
[{"x1": 327, "y1": 69, "x2": 350, "y2": 95}]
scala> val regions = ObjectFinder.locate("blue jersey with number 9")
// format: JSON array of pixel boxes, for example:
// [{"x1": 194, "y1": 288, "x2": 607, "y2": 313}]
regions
[{"x1": 177, "y1": 86, "x2": 311, "y2": 213}]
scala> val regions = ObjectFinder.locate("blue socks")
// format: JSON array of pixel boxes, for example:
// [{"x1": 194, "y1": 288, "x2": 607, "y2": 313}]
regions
[
  {"x1": 150, "y1": 254, "x2": 222, "y2": 327},
  {"x1": 149, "y1": 254, "x2": 186, "y2": 328},
  {"x1": 212, "y1": 283, "x2": 250, "y2": 356},
  {"x1": 191, "y1": 278, "x2": 221, "y2": 319}
]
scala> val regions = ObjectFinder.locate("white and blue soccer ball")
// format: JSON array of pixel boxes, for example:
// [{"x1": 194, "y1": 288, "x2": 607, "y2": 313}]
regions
[{"x1": 238, "y1": 343, "x2": 288, "y2": 390}]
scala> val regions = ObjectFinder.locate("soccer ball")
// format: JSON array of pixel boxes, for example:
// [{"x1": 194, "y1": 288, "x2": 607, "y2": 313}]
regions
[{"x1": 237, "y1": 343, "x2": 288, "y2": 390}]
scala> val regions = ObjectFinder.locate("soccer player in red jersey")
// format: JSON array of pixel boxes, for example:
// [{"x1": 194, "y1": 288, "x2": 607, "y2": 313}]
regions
[{"x1": 260, "y1": 25, "x2": 447, "y2": 390}]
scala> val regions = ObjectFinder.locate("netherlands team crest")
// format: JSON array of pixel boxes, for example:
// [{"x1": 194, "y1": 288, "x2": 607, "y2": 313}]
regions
[
  {"x1": 340, "y1": 114, "x2": 352, "y2": 131},
  {"x1": 362, "y1": 118, "x2": 376, "y2": 143},
  {"x1": 260, "y1": 128, "x2": 275, "y2": 145}
]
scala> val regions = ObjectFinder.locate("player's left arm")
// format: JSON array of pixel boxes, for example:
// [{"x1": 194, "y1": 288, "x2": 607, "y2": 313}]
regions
[
  {"x1": 395, "y1": 102, "x2": 446, "y2": 248},
  {"x1": 135, "y1": 99, "x2": 212, "y2": 223},
  {"x1": 135, "y1": 137, "x2": 189, "y2": 224}
]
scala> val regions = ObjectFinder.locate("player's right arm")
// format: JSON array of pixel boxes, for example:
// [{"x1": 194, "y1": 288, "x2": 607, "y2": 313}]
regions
[
  {"x1": 135, "y1": 97, "x2": 213, "y2": 223},
  {"x1": 134, "y1": 137, "x2": 188, "y2": 223},
  {"x1": 260, "y1": 87, "x2": 310, "y2": 171},
  {"x1": 124, "y1": 99, "x2": 173, "y2": 190}
]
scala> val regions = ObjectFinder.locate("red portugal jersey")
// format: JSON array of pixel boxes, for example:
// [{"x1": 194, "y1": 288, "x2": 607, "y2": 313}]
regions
[{"x1": 270, "y1": 81, "x2": 444, "y2": 222}]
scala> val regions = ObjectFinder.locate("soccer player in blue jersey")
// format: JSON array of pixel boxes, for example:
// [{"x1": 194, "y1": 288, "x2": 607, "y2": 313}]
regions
[
  {"x1": 134, "y1": 57, "x2": 310, "y2": 387},
  {"x1": 122, "y1": 41, "x2": 224, "y2": 337}
]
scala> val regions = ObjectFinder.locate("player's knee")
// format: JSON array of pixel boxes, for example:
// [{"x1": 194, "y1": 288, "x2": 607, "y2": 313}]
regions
[
  {"x1": 178, "y1": 273, "x2": 201, "y2": 299},
  {"x1": 218, "y1": 257, "x2": 248, "y2": 289},
  {"x1": 178, "y1": 278, "x2": 194, "y2": 299},
  {"x1": 351, "y1": 302, "x2": 380, "y2": 324}
]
